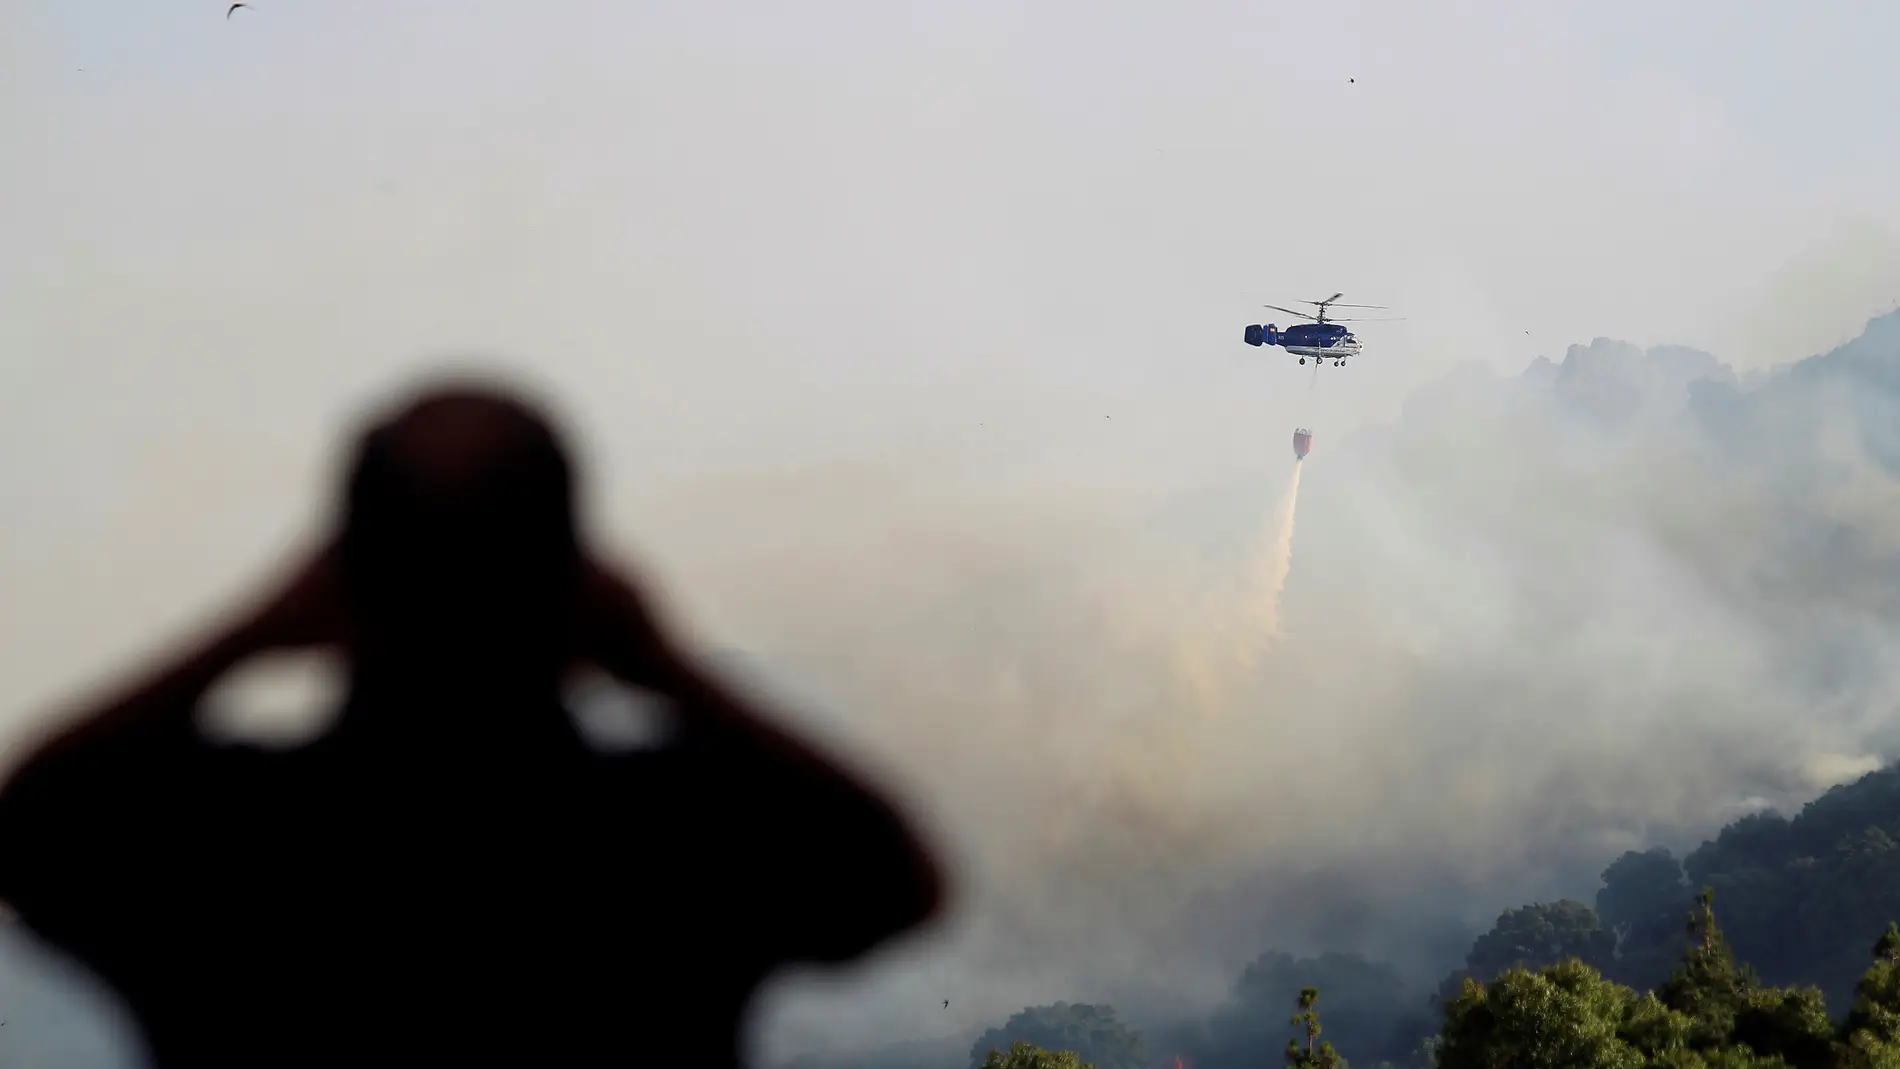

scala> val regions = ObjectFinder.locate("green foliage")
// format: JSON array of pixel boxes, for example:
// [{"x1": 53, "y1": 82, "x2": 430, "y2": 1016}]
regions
[
  {"x1": 1403, "y1": 763, "x2": 1900, "y2": 1041},
  {"x1": 1644, "y1": 888, "x2": 1833, "y2": 1069},
  {"x1": 885, "y1": 762, "x2": 1900, "y2": 1069},
  {"x1": 1200, "y1": 757, "x2": 1900, "y2": 1069},
  {"x1": 1287, "y1": 986, "x2": 1348, "y2": 1069},
  {"x1": 1834, "y1": 1032, "x2": 1900, "y2": 1069},
  {"x1": 1844, "y1": 926, "x2": 1900, "y2": 1040},
  {"x1": 1876, "y1": 925, "x2": 1900, "y2": 967},
  {"x1": 968, "y1": 1004, "x2": 1146, "y2": 1069},
  {"x1": 1617, "y1": 991, "x2": 1698, "y2": 1061},
  {"x1": 1599, "y1": 849, "x2": 1696, "y2": 991},
  {"x1": 1436, "y1": 900, "x2": 1619, "y2": 1007},
  {"x1": 1600, "y1": 850, "x2": 1694, "y2": 933},
  {"x1": 1652, "y1": 767, "x2": 1900, "y2": 1011},
  {"x1": 1427, "y1": 895, "x2": 1875, "y2": 1069},
  {"x1": 1429, "y1": 952, "x2": 1815, "y2": 1069},
  {"x1": 1734, "y1": 986, "x2": 1833, "y2": 1069},
  {"x1": 977, "y1": 1041, "x2": 1095, "y2": 1069},
  {"x1": 1657, "y1": 889, "x2": 1758, "y2": 1043},
  {"x1": 1837, "y1": 923, "x2": 1900, "y2": 1069},
  {"x1": 1436, "y1": 959, "x2": 1644, "y2": 1069},
  {"x1": 1418, "y1": 762, "x2": 1900, "y2": 1038},
  {"x1": 1200, "y1": 951, "x2": 1418, "y2": 1069},
  {"x1": 779, "y1": 1036, "x2": 970, "y2": 1069}
]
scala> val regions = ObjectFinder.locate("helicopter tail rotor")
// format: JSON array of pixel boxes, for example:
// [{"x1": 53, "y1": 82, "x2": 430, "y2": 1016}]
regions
[{"x1": 1243, "y1": 324, "x2": 1282, "y2": 346}]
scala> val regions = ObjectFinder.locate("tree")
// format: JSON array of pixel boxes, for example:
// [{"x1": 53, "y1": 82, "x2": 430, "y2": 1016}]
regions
[
  {"x1": 1201, "y1": 951, "x2": 1417, "y2": 1069},
  {"x1": 1730, "y1": 986, "x2": 1831, "y2": 1069},
  {"x1": 969, "y1": 1004, "x2": 1146, "y2": 1069},
  {"x1": 1652, "y1": 765, "x2": 1900, "y2": 1010},
  {"x1": 1287, "y1": 986, "x2": 1347, "y2": 1069},
  {"x1": 1434, "y1": 960, "x2": 1644, "y2": 1069},
  {"x1": 1453, "y1": 762, "x2": 1900, "y2": 1019},
  {"x1": 978, "y1": 1041, "x2": 1095, "y2": 1069},
  {"x1": 1436, "y1": 901, "x2": 1619, "y2": 1009},
  {"x1": 1616, "y1": 990, "x2": 1697, "y2": 1064},
  {"x1": 1646, "y1": 888, "x2": 1830, "y2": 1069},
  {"x1": 1598, "y1": 849, "x2": 1695, "y2": 991},
  {"x1": 1599, "y1": 850, "x2": 1692, "y2": 935},
  {"x1": 1837, "y1": 922, "x2": 1900, "y2": 1069},
  {"x1": 1877, "y1": 923, "x2": 1900, "y2": 967},
  {"x1": 1657, "y1": 888, "x2": 1755, "y2": 1040},
  {"x1": 1428, "y1": 904, "x2": 1844, "y2": 1069}
]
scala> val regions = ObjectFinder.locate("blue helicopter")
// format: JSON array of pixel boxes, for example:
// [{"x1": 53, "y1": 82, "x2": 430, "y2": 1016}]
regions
[{"x1": 1243, "y1": 293, "x2": 1400, "y2": 366}]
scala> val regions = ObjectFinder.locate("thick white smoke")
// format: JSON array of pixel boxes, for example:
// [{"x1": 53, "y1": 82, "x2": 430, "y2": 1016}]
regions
[{"x1": 742, "y1": 324, "x2": 1900, "y2": 1063}]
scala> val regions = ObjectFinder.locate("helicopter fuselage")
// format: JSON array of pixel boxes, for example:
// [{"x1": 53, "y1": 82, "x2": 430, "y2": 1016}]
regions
[
  {"x1": 1281, "y1": 337, "x2": 1361, "y2": 359},
  {"x1": 1246, "y1": 321, "x2": 1361, "y2": 361}
]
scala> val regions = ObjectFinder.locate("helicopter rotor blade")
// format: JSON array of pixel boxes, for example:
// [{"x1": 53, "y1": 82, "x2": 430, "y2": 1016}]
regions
[
  {"x1": 1311, "y1": 292, "x2": 1345, "y2": 306},
  {"x1": 1330, "y1": 316, "x2": 1406, "y2": 322},
  {"x1": 1324, "y1": 303, "x2": 1390, "y2": 310},
  {"x1": 1262, "y1": 304, "x2": 1315, "y2": 319}
]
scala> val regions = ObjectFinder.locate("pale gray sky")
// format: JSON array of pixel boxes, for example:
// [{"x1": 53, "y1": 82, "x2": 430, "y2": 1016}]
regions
[
  {"x1": 6, "y1": 2, "x2": 1900, "y2": 1065},
  {"x1": 6, "y1": 0, "x2": 1900, "y2": 715}
]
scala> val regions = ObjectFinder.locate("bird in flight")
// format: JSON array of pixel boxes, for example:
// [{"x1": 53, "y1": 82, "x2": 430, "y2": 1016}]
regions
[
  {"x1": 227, "y1": 3, "x2": 250, "y2": 18},
  {"x1": 943, "y1": 1000, "x2": 950, "y2": 1009}
]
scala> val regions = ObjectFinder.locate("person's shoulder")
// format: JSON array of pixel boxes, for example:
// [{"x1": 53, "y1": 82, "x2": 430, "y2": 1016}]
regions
[
  {"x1": 2, "y1": 728, "x2": 241, "y2": 806},
  {"x1": 582, "y1": 743, "x2": 709, "y2": 795},
  {"x1": 198, "y1": 735, "x2": 309, "y2": 779},
  {"x1": 580, "y1": 741, "x2": 811, "y2": 820},
  {"x1": 0, "y1": 733, "x2": 278, "y2": 898}
]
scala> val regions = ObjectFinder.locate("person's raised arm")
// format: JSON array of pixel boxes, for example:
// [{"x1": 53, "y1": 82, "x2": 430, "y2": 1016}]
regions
[
  {"x1": 6, "y1": 543, "x2": 348, "y2": 779},
  {"x1": 578, "y1": 557, "x2": 947, "y2": 961},
  {"x1": 0, "y1": 542, "x2": 346, "y2": 927}
]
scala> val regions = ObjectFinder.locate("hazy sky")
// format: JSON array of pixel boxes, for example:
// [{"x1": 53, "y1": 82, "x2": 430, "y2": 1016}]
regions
[
  {"x1": 7, "y1": 0, "x2": 1900, "y2": 713},
  {"x1": 8, "y1": 2, "x2": 1900, "y2": 1065}
]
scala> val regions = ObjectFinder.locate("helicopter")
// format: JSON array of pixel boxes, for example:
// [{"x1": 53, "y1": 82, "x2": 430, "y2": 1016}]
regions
[{"x1": 1243, "y1": 293, "x2": 1401, "y2": 366}]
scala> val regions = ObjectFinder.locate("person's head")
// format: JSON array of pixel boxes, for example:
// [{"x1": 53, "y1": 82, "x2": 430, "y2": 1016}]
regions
[{"x1": 336, "y1": 382, "x2": 583, "y2": 676}]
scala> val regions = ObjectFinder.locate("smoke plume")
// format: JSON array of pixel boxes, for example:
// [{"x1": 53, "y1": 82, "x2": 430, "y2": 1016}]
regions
[
  {"x1": 1254, "y1": 459, "x2": 1304, "y2": 646},
  {"x1": 740, "y1": 321, "x2": 1900, "y2": 1064}
]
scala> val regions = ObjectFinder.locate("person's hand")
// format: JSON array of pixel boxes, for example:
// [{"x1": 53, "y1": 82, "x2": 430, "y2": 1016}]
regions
[
  {"x1": 233, "y1": 541, "x2": 354, "y2": 657},
  {"x1": 574, "y1": 556, "x2": 679, "y2": 691}
]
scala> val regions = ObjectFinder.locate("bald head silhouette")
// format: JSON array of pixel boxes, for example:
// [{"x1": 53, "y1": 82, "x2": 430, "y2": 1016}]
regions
[{"x1": 337, "y1": 386, "x2": 583, "y2": 680}]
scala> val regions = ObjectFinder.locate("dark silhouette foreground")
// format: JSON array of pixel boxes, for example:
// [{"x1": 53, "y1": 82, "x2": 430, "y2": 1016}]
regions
[{"x1": 0, "y1": 384, "x2": 945, "y2": 1067}]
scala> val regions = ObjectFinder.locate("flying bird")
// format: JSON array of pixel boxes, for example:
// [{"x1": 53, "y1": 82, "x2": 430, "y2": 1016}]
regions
[
  {"x1": 943, "y1": 1000, "x2": 950, "y2": 1009},
  {"x1": 1349, "y1": 78, "x2": 1355, "y2": 83},
  {"x1": 227, "y1": 3, "x2": 249, "y2": 18}
]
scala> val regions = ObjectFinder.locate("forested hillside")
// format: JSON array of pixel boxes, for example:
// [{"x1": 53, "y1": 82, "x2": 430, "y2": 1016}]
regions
[
  {"x1": 786, "y1": 761, "x2": 1900, "y2": 1069},
  {"x1": 967, "y1": 895, "x2": 1900, "y2": 1069},
  {"x1": 781, "y1": 312, "x2": 1900, "y2": 1069}
]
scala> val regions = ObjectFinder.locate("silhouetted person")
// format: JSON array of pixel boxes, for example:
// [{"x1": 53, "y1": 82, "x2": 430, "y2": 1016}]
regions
[{"x1": 0, "y1": 383, "x2": 945, "y2": 1067}]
